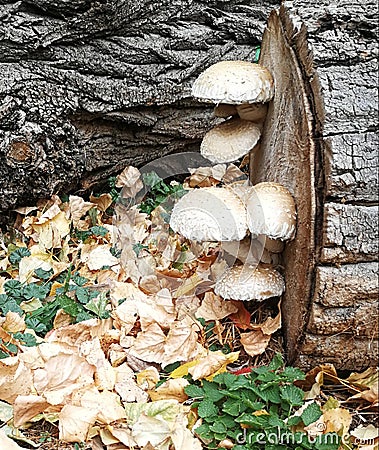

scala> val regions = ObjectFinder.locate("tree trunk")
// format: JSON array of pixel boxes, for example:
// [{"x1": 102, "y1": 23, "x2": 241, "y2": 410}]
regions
[
  {"x1": 251, "y1": 1, "x2": 378, "y2": 370},
  {"x1": 0, "y1": 0, "x2": 278, "y2": 217}
]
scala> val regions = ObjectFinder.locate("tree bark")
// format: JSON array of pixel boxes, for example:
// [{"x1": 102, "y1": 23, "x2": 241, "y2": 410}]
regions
[
  {"x1": 0, "y1": 0, "x2": 278, "y2": 216},
  {"x1": 252, "y1": 0, "x2": 378, "y2": 370}
]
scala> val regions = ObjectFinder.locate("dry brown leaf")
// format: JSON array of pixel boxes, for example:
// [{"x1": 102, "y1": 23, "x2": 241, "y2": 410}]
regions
[
  {"x1": 347, "y1": 367, "x2": 379, "y2": 389},
  {"x1": 13, "y1": 395, "x2": 50, "y2": 427},
  {"x1": 68, "y1": 195, "x2": 95, "y2": 227},
  {"x1": 0, "y1": 357, "x2": 33, "y2": 403},
  {"x1": 32, "y1": 205, "x2": 70, "y2": 249},
  {"x1": 76, "y1": 388, "x2": 126, "y2": 424},
  {"x1": 59, "y1": 404, "x2": 98, "y2": 442},
  {"x1": 195, "y1": 291, "x2": 238, "y2": 321},
  {"x1": 163, "y1": 319, "x2": 202, "y2": 367},
  {"x1": 139, "y1": 289, "x2": 176, "y2": 331},
  {"x1": 348, "y1": 382, "x2": 379, "y2": 404},
  {"x1": 148, "y1": 378, "x2": 189, "y2": 402},
  {"x1": 2, "y1": 312, "x2": 26, "y2": 333},
  {"x1": 240, "y1": 329, "x2": 271, "y2": 357},
  {"x1": 80, "y1": 338, "x2": 116, "y2": 391},
  {"x1": 46, "y1": 318, "x2": 113, "y2": 347},
  {"x1": 84, "y1": 245, "x2": 119, "y2": 271},
  {"x1": 322, "y1": 407, "x2": 352, "y2": 435},
  {"x1": 53, "y1": 309, "x2": 73, "y2": 329},
  {"x1": 251, "y1": 307, "x2": 282, "y2": 335},
  {"x1": 136, "y1": 367, "x2": 160, "y2": 390},
  {"x1": 115, "y1": 166, "x2": 143, "y2": 195},
  {"x1": 33, "y1": 352, "x2": 95, "y2": 405},
  {"x1": 228, "y1": 301, "x2": 251, "y2": 330},
  {"x1": 106, "y1": 425, "x2": 137, "y2": 447},
  {"x1": 129, "y1": 322, "x2": 166, "y2": 364},
  {"x1": 114, "y1": 363, "x2": 148, "y2": 403},
  {"x1": 90, "y1": 193, "x2": 113, "y2": 212}
]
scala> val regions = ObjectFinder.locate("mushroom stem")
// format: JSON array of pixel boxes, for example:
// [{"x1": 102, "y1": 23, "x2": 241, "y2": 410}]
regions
[
  {"x1": 264, "y1": 237, "x2": 285, "y2": 253},
  {"x1": 236, "y1": 103, "x2": 268, "y2": 123}
]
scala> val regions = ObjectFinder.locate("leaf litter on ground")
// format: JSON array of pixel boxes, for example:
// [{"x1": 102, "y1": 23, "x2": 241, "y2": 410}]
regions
[{"x1": 0, "y1": 164, "x2": 377, "y2": 449}]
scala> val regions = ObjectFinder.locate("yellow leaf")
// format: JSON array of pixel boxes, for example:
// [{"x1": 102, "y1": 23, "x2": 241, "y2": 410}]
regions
[
  {"x1": 188, "y1": 350, "x2": 240, "y2": 381},
  {"x1": 170, "y1": 359, "x2": 200, "y2": 379},
  {"x1": 252, "y1": 410, "x2": 270, "y2": 416},
  {"x1": 136, "y1": 367, "x2": 160, "y2": 390}
]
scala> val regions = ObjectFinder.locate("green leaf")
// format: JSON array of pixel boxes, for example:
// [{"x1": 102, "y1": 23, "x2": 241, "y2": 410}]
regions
[
  {"x1": 268, "y1": 353, "x2": 284, "y2": 371},
  {"x1": 25, "y1": 317, "x2": 47, "y2": 334},
  {"x1": 184, "y1": 384, "x2": 204, "y2": 399},
  {"x1": 84, "y1": 292, "x2": 110, "y2": 319},
  {"x1": 34, "y1": 268, "x2": 54, "y2": 280},
  {"x1": 75, "y1": 286, "x2": 91, "y2": 304},
  {"x1": 58, "y1": 294, "x2": 81, "y2": 317},
  {"x1": 197, "y1": 399, "x2": 218, "y2": 418},
  {"x1": 75, "y1": 311, "x2": 93, "y2": 322},
  {"x1": 22, "y1": 283, "x2": 50, "y2": 300},
  {"x1": 72, "y1": 275, "x2": 88, "y2": 286},
  {"x1": 9, "y1": 247, "x2": 31, "y2": 264},
  {"x1": 1, "y1": 299, "x2": 23, "y2": 315},
  {"x1": 193, "y1": 423, "x2": 213, "y2": 441},
  {"x1": 90, "y1": 226, "x2": 109, "y2": 237},
  {"x1": 133, "y1": 243, "x2": 149, "y2": 256},
  {"x1": 261, "y1": 385, "x2": 282, "y2": 404},
  {"x1": 209, "y1": 421, "x2": 227, "y2": 434},
  {"x1": 280, "y1": 385, "x2": 304, "y2": 406},
  {"x1": 4, "y1": 279, "x2": 22, "y2": 298},
  {"x1": 281, "y1": 366, "x2": 306, "y2": 382},
  {"x1": 203, "y1": 380, "x2": 226, "y2": 402},
  {"x1": 143, "y1": 171, "x2": 162, "y2": 188},
  {"x1": 300, "y1": 402, "x2": 322, "y2": 426},
  {"x1": 12, "y1": 332, "x2": 37, "y2": 347}
]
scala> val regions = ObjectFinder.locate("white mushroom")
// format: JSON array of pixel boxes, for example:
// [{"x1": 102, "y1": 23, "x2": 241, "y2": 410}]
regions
[
  {"x1": 247, "y1": 182, "x2": 297, "y2": 242},
  {"x1": 192, "y1": 60, "x2": 274, "y2": 125},
  {"x1": 214, "y1": 264, "x2": 285, "y2": 301},
  {"x1": 200, "y1": 118, "x2": 261, "y2": 164},
  {"x1": 192, "y1": 60, "x2": 274, "y2": 105},
  {"x1": 169, "y1": 186, "x2": 248, "y2": 242}
]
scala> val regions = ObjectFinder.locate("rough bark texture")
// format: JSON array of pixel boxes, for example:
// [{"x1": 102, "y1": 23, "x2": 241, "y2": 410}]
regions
[
  {"x1": 253, "y1": 1, "x2": 378, "y2": 369},
  {"x1": 0, "y1": 0, "x2": 278, "y2": 216}
]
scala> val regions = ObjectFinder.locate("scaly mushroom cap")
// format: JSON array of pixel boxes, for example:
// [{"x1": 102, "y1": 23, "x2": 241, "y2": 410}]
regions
[
  {"x1": 170, "y1": 186, "x2": 248, "y2": 242},
  {"x1": 214, "y1": 264, "x2": 285, "y2": 301},
  {"x1": 247, "y1": 182, "x2": 297, "y2": 241},
  {"x1": 200, "y1": 118, "x2": 261, "y2": 164},
  {"x1": 192, "y1": 60, "x2": 274, "y2": 105}
]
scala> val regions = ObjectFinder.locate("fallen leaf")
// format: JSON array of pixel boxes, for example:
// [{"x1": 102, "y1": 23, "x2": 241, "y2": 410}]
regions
[
  {"x1": 251, "y1": 307, "x2": 281, "y2": 335},
  {"x1": 85, "y1": 245, "x2": 119, "y2": 271},
  {"x1": 116, "y1": 166, "x2": 143, "y2": 197},
  {"x1": 195, "y1": 291, "x2": 238, "y2": 321},
  {"x1": 13, "y1": 395, "x2": 50, "y2": 427},
  {"x1": 188, "y1": 350, "x2": 240, "y2": 381},
  {"x1": 136, "y1": 367, "x2": 160, "y2": 390},
  {"x1": 163, "y1": 319, "x2": 201, "y2": 367},
  {"x1": 240, "y1": 329, "x2": 271, "y2": 357},
  {"x1": 59, "y1": 404, "x2": 98, "y2": 442},
  {"x1": 114, "y1": 363, "x2": 148, "y2": 403},
  {"x1": 0, "y1": 428, "x2": 25, "y2": 450},
  {"x1": 90, "y1": 193, "x2": 113, "y2": 212},
  {"x1": 0, "y1": 357, "x2": 33, "y2": 403},
  {"x1": 322, "y1": 407, "x2": 352, "y2": 435},
  {"x1": 68, "y1": 196, "x2": 95, "y2": 227},
  {"x1": 347, "y1": 367, "x2": 378, "y2": 390},
  {"x1": 129, "y1": 322, "x2": 166, "y2": 364},
  {"x1": 148, "y1": 378, "x2": 189, "y2": 402},
  {"x1": 228, "y1": 301, "x2": 251, "y2": 330},
  {"x1": 2, "y1": 312, "x2": 26, "y2": 333},
  {"x1": 351, "y1": 424, "x2": 379, "y2": 448}
]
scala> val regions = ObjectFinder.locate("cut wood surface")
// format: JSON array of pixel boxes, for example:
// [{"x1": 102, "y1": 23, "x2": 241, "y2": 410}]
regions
[
  {"x1": 0, "y1": 0, "x2": 278, "y2": 214},
  {"x1": 255, "y1": 1, "x2": 378, "y2": 369}
]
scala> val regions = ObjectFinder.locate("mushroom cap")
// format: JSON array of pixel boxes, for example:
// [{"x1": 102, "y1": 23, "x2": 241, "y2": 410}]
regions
[
  {"x1": 214, "y1": 264, "x2": 285, "y2": 301},
  {"x1": 169, "y1": 186, "x2": 247, "y2": 242},
  {"x1": 247, "y1": 182, "x2": 297, "y2": 241},
  {"x1": 200, "y1": 118, "x2": 261, "y2": 164},
  {"x1": 192, "y1": 60, "x2": 274, "y2": 105}
]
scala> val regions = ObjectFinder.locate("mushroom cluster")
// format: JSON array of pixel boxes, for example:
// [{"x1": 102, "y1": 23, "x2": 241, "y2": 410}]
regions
[
  {"x1": 169, "y1": 60, "x2": 297, "y2": 304},
  {"x1": 191, "y1": 60, "x2": 274, "y2": 164}
]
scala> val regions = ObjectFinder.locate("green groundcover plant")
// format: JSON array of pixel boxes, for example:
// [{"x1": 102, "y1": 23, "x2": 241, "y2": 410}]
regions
[{"x1": 184, "y1": 354, "x2": 340, "y2": 450}]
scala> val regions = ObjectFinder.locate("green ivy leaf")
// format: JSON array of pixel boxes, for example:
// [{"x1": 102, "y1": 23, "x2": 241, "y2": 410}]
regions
[
  {"x1": 1, "y1": 299, "x2": 23, "y2": 315},
  {"x1": 22, "y1": 283, "x2": 50, "y2": 300},
  {"x1": 34, "y1": 268, "x2": 54, "y2": 280},
  {"x1": 90, "y1": 226, "x2": 109, "y2": 237}
]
